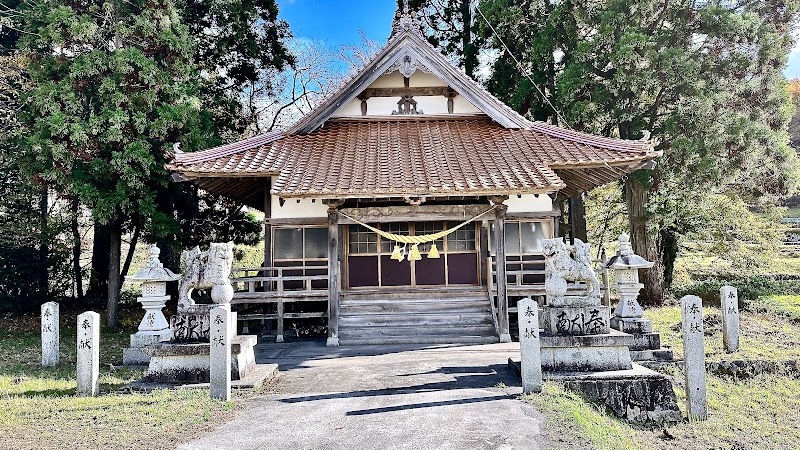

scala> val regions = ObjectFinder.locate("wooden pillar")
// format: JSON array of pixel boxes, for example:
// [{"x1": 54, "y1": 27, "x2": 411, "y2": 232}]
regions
[
  {"x1": 263, "y1": 178, "x2": 272, "y2": 269},
  {"x1": 491, "y1": 196, "x2": 511, "y2": 343},
  {"x1": 325, "y1": 200, "x2": 343, "y2": 346}
]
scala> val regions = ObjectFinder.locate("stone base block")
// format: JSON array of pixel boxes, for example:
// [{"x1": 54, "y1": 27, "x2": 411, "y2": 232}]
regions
[
  {"x1": 540, "y1": 345, "x2": 633, "y2": 372},
  {"x1": 547, "y1": 295, "x2": 602, "y2": 307},
  {"x1": 508, "y1": 360, "x2": 682, "y2": 423},
  {"x1": 541, "y1": 306, "x2": 611, "y2": 336},
  {"x1": 123, "y1": 332, "x2": 169, "y2": 365},
  {"x1": 145, "y1": 335, "x2": 258, "y2": 383},
  {"x1": 610, "y1": 317, "x2": 653, "y2": 334},
  {"x1": 630, "y1": 332, "x2": 662, "y2": 351},
  {"x1": 631, "y1": 349, "x2": 675, "y2": 362}
]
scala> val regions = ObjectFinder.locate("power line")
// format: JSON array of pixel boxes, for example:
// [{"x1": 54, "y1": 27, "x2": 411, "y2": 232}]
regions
[{"x1": 473, "y1": 4, "x2": 572, "y2": 129}]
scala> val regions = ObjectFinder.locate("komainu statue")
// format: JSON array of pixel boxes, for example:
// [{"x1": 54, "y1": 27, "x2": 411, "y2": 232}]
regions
[
  {"x1": 542, "y1": 237, "x2": 601, "y2": 301},
  {"x1": 178, "y1": 242, "x2": 235, "y2": 310}
]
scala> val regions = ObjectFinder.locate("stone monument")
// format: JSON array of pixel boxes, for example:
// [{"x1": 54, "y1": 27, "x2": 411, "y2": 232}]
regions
[
  {"x1": 144, "y1": 242, "x2": 258, "y2": 384},
  {"x1": 123, "y1": 245, "x2": 180, "y2": 365},
  {"x1": 720, "y1": 286, "x2": 739, "y2": 353},
  {"x1": 538, "y1": 237, "x2": 630, "y2": 372},
  {"x1": 210, "y1": 304, "x2": 232, "y2": 400},
  {"x1": 76, "y1": 311, "x2": 100, "y2": 397},
  {"x1": 605, "y1": 233, "x2": 674, "y2": 361},
  {"x1": 681, "y1": 295, "x2": 708, "y2": 421},
  {"x1": 41, "y1": 301, "x2": 59, "y2": 367},
  {"x1": 509, "y1": 237, "x2": 682, "y2": 423},
  {"x1": 517, "y1": 298, "x2": 542, "y2": 394}
]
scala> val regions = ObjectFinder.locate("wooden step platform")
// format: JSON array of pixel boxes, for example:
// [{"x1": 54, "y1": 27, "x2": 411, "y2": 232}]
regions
[{"x1": 338, "y1": 288, "x2": 499, "y2": 345}]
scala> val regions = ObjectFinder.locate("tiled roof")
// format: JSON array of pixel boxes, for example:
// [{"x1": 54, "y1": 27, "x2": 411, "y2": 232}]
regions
[{"x1": 168, "y1": 115, "x2": 658, "y2": 200}]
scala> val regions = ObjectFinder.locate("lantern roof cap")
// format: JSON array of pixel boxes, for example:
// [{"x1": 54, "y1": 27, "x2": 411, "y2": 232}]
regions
[
  {"x1": 126, "y1": 245, "x2": 181, "y2": 282},
  {"x1": 605, "y1": 233, "x2": 654, "y2": 269}
]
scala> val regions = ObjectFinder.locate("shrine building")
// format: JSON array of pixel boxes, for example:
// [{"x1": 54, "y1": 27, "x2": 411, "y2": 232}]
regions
[{"x1": 166, "y1": 8, "x2": 659, "y2": 346}]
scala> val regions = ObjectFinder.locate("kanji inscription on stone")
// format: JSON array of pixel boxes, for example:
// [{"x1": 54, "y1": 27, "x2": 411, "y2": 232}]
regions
[
  {"x1": 209, "y1": 305, "x2": 232, "y2": 401},
  {"x1": 720, "y1": 286, "x2": 739, "y2": 353},
  {"x1": 517, "y1": 298, "x2": 542, "y2": 394},
  {"x1": 76, "y1": 311, "x2": 100, "y2": 397},
  {"x1": 681, "y1": 295, "x2": 707, "y2": 421},
  {"x1": 41, "y1": 302, "x2": 59, "y2": 367}
]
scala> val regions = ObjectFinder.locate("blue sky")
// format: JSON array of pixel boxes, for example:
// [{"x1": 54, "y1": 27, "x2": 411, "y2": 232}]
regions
[
  {"x1": 278, "y1": 0, "x2": 397, "y2": 46},
  {"x1": 277, "y1": 0, "x2": 800, "y2": 79}
]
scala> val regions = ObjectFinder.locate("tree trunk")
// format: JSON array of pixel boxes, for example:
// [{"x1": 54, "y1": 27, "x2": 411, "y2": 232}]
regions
[
  {"x1": 660, "y1": 227, "x2": 679, "y2": 290},
  {"x1": 71, "y1": 198, "x2": 84, "y2": 302},
  {"x1": 569, "y1": 194, "x2": 588, "y2": 243},
  {"x1": 461, "y1": 0, "x2": 476, "y2": 79},
  {"x1": 38, "y1": 187, "x2": 48, "y2": 300},
  {"x1": 86, "y1": 222, "x2": 111, "y2": 304},
  {"x1": 624, "y1": 173, "x2": 666, "y2": 306},
  {"x1": 120, "y1": 223, "x2": 140, "y2": 279},
  {"x1": 107, "y1": 224, "x2": 122, "y2": 330}
]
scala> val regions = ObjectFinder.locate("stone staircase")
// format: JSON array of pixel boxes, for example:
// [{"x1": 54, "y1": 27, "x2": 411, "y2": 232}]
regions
[{"x1": 338, "y1": 288, "x2": 499, "y2": 345}]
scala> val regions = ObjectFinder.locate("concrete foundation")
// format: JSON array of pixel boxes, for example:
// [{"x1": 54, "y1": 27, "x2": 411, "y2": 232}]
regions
[{"x1": 144, "y1": 335, "x2": 258, "y2": 383}]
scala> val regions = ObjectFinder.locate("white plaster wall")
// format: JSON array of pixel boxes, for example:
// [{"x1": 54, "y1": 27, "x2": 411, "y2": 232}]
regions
[
  {"x1": 506, "y1": 194, "x2": 553, "y2": 213},
  {"x1": 331, "y1": 70, "x2": 481, "y2": 117},
  {"x1": 270, "y1": 195, "x2": 328, "y2": 219}
]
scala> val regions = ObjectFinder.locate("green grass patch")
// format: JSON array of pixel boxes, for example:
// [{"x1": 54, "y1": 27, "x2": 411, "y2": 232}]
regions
[
  {"x1": 646, "y1": 305, "x2": 800, "y2": 362},
  {"x1": 0, "y1": 310, "x2": 239, "y2": 449},
  {"x1": 751, "y1": 295, "x2": 800, "y2": 323}
]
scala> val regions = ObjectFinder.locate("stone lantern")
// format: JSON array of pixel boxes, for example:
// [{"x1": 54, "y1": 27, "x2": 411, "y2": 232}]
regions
[
  {"x1": 122, "y1": 245, "x2": 181, "y2": 365},
  {"x1": 605, "y1": 233, "x2": 654, "y2": 334}
]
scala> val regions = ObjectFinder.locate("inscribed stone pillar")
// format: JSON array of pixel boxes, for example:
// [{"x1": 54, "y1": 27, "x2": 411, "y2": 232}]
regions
[
  {"x1": 76, "y1": 311, "x2": 100, "y2": 397},
  {"x1": 680, "y1": 295, "x2": 707, "y2": 421},
  {"x1": 41, "y1": 301, "x2": 59, "y2": 367},
  {"x1": 210, "y1": 305, "x2": 232, "y2": 401},
  {"x1": 720, "y1": 286, "x2": 739, "y2": 353},
  {"x1": 517, "y1": 298, "x2": 542, "y2": 394}
]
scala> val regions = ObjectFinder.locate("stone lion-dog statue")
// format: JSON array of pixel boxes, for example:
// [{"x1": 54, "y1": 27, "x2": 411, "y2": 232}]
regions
[
  {"x1": 542, "y1": 237, "x2": 600, "y2": 300},
  {"x1": 178, "y1": 242, "x2": 235, "y2": 310}
]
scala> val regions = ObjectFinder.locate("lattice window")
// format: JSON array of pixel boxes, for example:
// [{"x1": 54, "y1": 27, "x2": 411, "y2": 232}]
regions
[{"x1": 349, "y1": 224, "x2": 378, "y2": 254}]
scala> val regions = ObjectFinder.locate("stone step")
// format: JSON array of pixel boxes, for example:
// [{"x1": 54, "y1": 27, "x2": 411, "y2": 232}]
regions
[
  {"x1": 340, "y1": 301, "x2": 490, "y2": 314},
  {"x1": 340, "y1": 312, "x2": 493, "y2": 327},
  {"x1": 631, "y1": 348, "x2": 675, "y2": 362},
  {"x1": 340, "y1": 324, "x2": 497, "y2": 338},
  {"x1": 340, "y1": 335, "x2": 500, "y2": 345}
]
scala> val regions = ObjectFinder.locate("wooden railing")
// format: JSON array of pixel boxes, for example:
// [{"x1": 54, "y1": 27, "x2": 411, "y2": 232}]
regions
[
  {"x1": 488, "y1": 257, "x2": 612, "y2": 319},
  {"x1": 230, "y1": 266, "x2": 328, "y2": 342}
]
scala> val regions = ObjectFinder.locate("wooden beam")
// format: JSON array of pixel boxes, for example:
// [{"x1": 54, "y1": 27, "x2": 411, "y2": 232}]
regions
[
  {"x1": 358, "y1": 86, "x2": 458, "y2": 99},
  {"x1": 491, "y1": 197, "x2": 511, "y2": 343}
]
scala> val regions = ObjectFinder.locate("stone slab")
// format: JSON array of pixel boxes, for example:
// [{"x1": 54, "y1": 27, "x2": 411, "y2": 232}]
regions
[
  {"x1": 41, "y1": 302, "x2": 59, "y2": 367},
  {"x1": 541, "y1": 305, "x2": 611, "y2": 335},
  {"x1": 631, "y1": 349, "x2": 675, "y2": 362},
  {"x1": 629, "y1": 332, "x2": 662, "y2": 351},
  {"x1": 547, "y1": 295, "x2": 601, "y2": 307},
  {"x1": 517, "y1": 298, "x2": 543, "y2": 394},
  {"x1": 681, "y1": 295, "x2": 708, "y2": 421},
  {"x1": 540, "y1": 329, "x2": 634, "y2": 349},
  {"x1": 721, "y1": 286, "x2": 740, "y2": 353},
  {"x1": 210, "y1": 305, "x2": 232, "y2": 401},
  {"x1": 610, "y1": 317, "x2": 653, "y2": 334},
  {"x1": 76, "y1": 311, "x2": 100, "y2": 397},
  {"x1": 540, "y1": 345, "x2": 633, "y2": 372}
]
